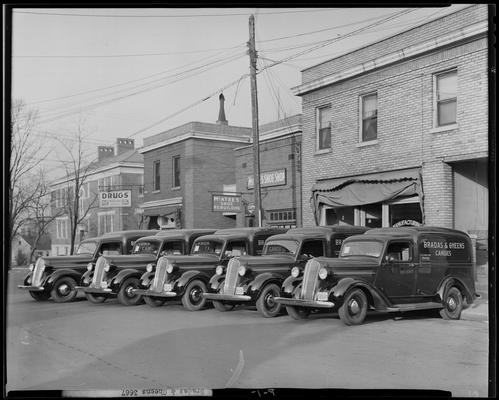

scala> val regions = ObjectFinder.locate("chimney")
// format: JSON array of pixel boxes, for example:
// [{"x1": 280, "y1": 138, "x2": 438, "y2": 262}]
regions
[
  {"x1": 98, "y1": 146, "x2": 115, "y2": 162},
  {"x1": 216, "y1": 93, "x2": 228, "y2": 125},
  {"x1": 116, "y1": 138, "x2": 135, "y2": 155}
]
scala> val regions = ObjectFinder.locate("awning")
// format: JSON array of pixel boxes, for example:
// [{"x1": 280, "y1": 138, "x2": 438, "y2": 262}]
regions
[
  {"x1": 310, "y1": 168, "x2": 424, "y2": 224},
  {"x1": 142, "y1": 205, "x2": 181, "y2": 217}
]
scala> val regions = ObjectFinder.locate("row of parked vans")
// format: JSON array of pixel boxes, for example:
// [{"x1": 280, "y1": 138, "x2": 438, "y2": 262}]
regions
[{"x1": 18, "y1": 225, "x2": 478, "y2": 325}]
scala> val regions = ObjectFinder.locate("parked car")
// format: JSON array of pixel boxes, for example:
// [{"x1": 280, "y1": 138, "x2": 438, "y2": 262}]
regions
[
  {"x1": 275, "y1": 226, "x2": 478, "y2": 325},
  {"x1": 134, "y1": 227, "x2": 287, "y2": 310},
  {"x1": 77, "y1": 229, "x2": 216, "y2": 305},
  {"x1": 17, "y1": 230, "x2": 158, "y2": 302},
  {"x1": 203, "y1": 226, "x2": 368, "y2": 317}
]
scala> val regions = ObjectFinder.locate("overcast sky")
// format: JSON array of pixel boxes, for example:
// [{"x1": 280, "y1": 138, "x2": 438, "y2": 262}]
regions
[{"x1": 10, "y1": 5, "x2": 471, "y2": 179}]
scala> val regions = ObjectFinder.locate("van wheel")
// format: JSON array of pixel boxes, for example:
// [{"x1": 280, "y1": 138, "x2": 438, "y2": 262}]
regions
[
  {"x1": 144, "y1": 296, "x2": 166, "y2": 307},
  {"x1": 86, "y1": 293, "x2": 107, "y2": 303},
  {"x1": 338, "y1": 288, "x2": 368, "y2": 325},
  {"x1": 50, "y1": 277, "x2": 78, "y2": 303},
  {"x1": 439, "y1": 286, "x2": 463, "y2": 320},
  {"x1": 182, "y1": 280, "x2": 207, "y2": 311},
  {"x1": 213, "y1": 300, "x2": 235, "y2": 312},
  {"x1": 256, "y1": 283, "x2": 282, "y2": 318},
  {"x1": 286, "y1": 306, "x2": 310, "y2": 320},
  {"x1": 29, "y1": 291, "x2": 50, "y2": 301},
  {"x1": 117, "y1": 277, "x2": 143, "y2": 306}
]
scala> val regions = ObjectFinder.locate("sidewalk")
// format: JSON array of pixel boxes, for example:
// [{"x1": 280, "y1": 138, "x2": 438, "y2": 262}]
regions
[{"x1": 461, "y1": 263, "x2": 489, "y2": 323}]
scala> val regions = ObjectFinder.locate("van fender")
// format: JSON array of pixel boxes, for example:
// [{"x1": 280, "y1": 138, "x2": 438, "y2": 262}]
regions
[
  {"x1": 209, "y1": 274, "x2": 225, "y2": 291},
  {"x1": 176, "y1": 270, "x2": 212, "y2": 293},
  {"x1": 331, "y1": 277, "x2": 390, "y2": 310},
  {"x1": 23, "y1": 272, "x2": 33, "y2": 286},
  {"x1": 46, "y1": 269, "x2": 82, "y2": 290},
  {"x1": 111, "y1": 269, "x2": 143, "y2": 289},
  {"x1": 282, "y1": 275, "x2": 302, "y2": 296},
  {"x1": 249, "y1": 273, "x2": 283, "y2": 299},
  {"x1": 140, "y1": 271, "x2": 155, "y2": 287},
  {"x1": 80, "y1": 270, "x2": 93, "y2": 286},
  {"x1": 437, "y1": 276, "x2": 474, "y2": 305}
]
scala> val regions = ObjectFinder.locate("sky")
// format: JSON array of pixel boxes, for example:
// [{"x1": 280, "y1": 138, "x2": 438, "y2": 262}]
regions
[{"x1": 9, "y1": 5, "x2": 472, "y2": 180}]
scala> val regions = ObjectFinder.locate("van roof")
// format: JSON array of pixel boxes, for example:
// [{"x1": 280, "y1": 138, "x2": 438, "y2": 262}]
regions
[
  {"x1": 266, "y1": 225, "x2": 368, "y2": 241},
  {"x1": 345, "y1": 226, "x2": 471, "y2": 242}
]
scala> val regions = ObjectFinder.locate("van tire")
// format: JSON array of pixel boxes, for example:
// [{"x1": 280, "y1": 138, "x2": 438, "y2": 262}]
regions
[
  {"x1": 338, "y1": 288, "x2": 368, "y2": 325},
  {"x1": 439, "y1": 286, "x2": 463, "y2": 320}
]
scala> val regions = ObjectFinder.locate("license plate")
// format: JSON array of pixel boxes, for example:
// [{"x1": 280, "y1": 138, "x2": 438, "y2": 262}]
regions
[
  {"x1": 101, "y1": 282, "x2": 108, "y2": 289},
  {"x1": 317, "y1": 291, "x2": 329, "y2": 301},
  {"x1": 235, "y1": 287, "x2": 244, "y2": 295},
  {"x1": 163, "y1": 283, "x2": 172, "y2": 292}
]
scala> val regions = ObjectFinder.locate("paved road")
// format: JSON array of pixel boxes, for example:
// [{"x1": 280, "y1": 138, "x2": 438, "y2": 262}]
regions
[{"x1": 6, "y1": 269, "x2": 489, "y2": 397}]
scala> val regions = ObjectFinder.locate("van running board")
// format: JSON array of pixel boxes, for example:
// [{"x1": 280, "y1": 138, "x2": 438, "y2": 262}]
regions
[{"x1": 386, "y1": 302, "x2": 443, "y2": 312}]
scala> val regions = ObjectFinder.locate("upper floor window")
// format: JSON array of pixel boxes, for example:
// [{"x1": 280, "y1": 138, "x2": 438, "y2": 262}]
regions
[
  {"x1": 153, "y1": 161, "x2": 161, "y2": 191},
  {"x1": 138, "y1": 174, "x2": 144, "y2": 197},
  {"x1": 435, "y1": 70, "x2": 457, "y2": 127},
  {"x1": 316, "y1": 106, "x2": 331, "y2": 151},
  {"x1": 173, "y1": 156, "x2": 181, "y2": 188},
  {"x1": 98, "y1": 212, "x2": 115, "y2": 236},
  {"x1": 360, "y1": 93, "x2": 377, "y2": 142}
]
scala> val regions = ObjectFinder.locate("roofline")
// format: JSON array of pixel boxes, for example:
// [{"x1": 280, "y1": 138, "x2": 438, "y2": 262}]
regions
[{"x1": 294, "y1": 19, "x2": 487, "y2": 96}]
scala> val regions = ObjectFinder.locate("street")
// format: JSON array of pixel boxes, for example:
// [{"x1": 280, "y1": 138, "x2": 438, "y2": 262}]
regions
[{"x1": 6, "y1": 268, "x2": 489, "y2": 397}]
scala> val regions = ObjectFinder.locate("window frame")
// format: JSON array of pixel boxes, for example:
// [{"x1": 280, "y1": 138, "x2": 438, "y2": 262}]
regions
[
  {"x1": 172, "y1": 155, "x2": 181, "y2": 189},
  {"x1": 433, "y1": 69, "x2": 458, "y2": 128},
  {"x1": 316, "y1": 105, "x2": 332, "y2": 152},
  {"x1": 359, "y1": 92, "x2": 378, "y2": 143},
  {"x1": 153, "y1": 160, "x2": 161, "y2": 192}
]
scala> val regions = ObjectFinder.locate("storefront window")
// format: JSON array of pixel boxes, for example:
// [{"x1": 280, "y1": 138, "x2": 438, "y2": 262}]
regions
[{"x1": 389, "y1": 202, "x2": 422, "y2": 227}]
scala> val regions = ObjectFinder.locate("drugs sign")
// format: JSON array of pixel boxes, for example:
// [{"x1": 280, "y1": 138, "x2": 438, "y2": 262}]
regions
[{"x1": 99, "y1": 190, "x2": 132, "y2": 208}]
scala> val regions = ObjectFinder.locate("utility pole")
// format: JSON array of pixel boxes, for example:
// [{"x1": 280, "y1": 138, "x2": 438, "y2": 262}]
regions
[{"x1": 248, "y1": 14, "x2": 262, "y2": 227}]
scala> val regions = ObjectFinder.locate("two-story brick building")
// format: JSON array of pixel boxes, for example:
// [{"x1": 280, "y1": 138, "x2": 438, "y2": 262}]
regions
[
  {"x1": 50, "y1": 138, "x2": 144, "y2": 255},
  {"x1": 235, "y1": 114, "x2": 302, "y2": 228},
  {"x1": 138, "y1": 94, "x2": 252, "y2": 229},
  {"x1": 294, "y1": 5, "x2": 489, "y2": 245}
]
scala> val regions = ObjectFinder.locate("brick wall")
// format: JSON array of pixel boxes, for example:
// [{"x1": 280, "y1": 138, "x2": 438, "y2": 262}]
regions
[
  {"x1": 300, "y1": 34, "x2": 488, "y2": 227},
  {"x1": 235, "y1": 134, "x2": 302, "y2": 227}
]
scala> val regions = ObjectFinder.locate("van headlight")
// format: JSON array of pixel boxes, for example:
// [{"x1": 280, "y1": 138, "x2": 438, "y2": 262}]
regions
[
  {"x1": 291, "y1": 267, "x2": 300, "y2": 278},
  {"x1": 318, "y1": 267, "x2": 328, "y2": 280},
  {"x1": 166, "y1": 263, "x2": 175, "y2": 273},
  {"x1": 238, "y1": 266, "x2": 247, "y2": 276},
  {"x1": 29, "y1": 263, "x2": 35, "y2": 272},
  {"x1": 104, "y1": 263, "x2": 111, "y2": 272},
  {"x1": 216, "y1": 265, "x2": 224, "y2": 275},
  {"x1": 87, "y1": 263, "x2": 93, "y2": 271},
  {"x1": 146, "y1": 264, "x2": 153, "y2": 273}
]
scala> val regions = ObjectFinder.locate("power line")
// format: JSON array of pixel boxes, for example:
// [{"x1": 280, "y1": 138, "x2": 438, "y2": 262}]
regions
[{"x1": 13, "y1": 8, "x2": 340, "y2": 18}]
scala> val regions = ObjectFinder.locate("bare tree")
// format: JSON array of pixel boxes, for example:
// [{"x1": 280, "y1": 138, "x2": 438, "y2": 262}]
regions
[
  {"x1": 57, "y1": 119, "x2": 98, "y2": 254},
  {"x1": 27, "y1": 175, "x2": 65, "y2": 263},
  {"x1": 9, "y1": 100, "x2": 49, "y2": 250}
]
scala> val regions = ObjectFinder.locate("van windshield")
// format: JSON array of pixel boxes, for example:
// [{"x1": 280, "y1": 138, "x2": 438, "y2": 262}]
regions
[
  {"x1": 191, "y1": 240, "x2": 223, "y2": 255},
  {"x1": 132, "y1": 240, "x2": 160, "y2": 255},
  {"x1": 76, "y1": 240, "x2": 98, "y2": 255},
  {"x1": 340, "y1": 240, "x2": 384, "y2": 258},
  {"x1": 263, "y1": 239, "x2": 299, "y2": 256}
]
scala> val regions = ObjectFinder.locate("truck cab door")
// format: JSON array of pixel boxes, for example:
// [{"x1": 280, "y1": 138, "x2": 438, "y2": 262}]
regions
[{"x1": 375, "y1": 241, "x2": 416, "y2": 302}]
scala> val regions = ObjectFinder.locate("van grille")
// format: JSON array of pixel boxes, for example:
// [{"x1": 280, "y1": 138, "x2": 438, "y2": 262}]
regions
[
  {"x1": 91, "y1": 257, "x2": 107, "y2": 288},
  {"x1": 301, "y1": 259, "x2": 321, "y2": 300},
  {"x1": 223, "y1": 259, "x2": 240, "y2": 295},
  {"x1": 151, "y1": 257, "x2": 169, "y2": 292},
  {"x1": 32, "y1": 258, "x2": 45, "y2": 286}
]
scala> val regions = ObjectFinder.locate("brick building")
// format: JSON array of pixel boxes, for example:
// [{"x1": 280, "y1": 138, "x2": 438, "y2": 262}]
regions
[
  {"x1": 50, "y1": 138, "x2": 144, "y2": 255},
  {"x1": 294, "y1": 4, "x2": 489, "y2": 245},
  {"x1": 235, "y1": 114, "x2": 302, "y2": 228},
  {"x1": 138, "y1": 94, "x2": 252, "y2": 229}
]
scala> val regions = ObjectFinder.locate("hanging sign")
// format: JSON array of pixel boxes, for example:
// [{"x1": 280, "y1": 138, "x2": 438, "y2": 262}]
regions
[
  {"x1": 212, "y1": 194, "x2": 242, "y2": 212},
  {"x1": 99, "y1": 190, "x2": 132, "y2": 208}
]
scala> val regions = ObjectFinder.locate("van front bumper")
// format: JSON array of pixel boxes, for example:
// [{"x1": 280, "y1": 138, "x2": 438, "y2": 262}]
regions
[
  {"x1": 17, "y1": 285, "x2": 44, "y2": 291},
  {"x1": 274, "y1": 297, "x2": 335, "y2": 308},
  {"x1": 203, "y1": 293, "x2": 251, "y2": 302},
  {"x1": 132, "y1": 289, "x2": 177, "y2": 297}
]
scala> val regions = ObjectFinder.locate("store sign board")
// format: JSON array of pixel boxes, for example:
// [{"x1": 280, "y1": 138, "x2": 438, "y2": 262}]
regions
[
  {"x1": 247, "y1": 169, "x2": 286, "y2": 189},
  {"x1": 212, "y1": 194, "x2": 242, "y2": 212},
  {"x1": 99, "y1": 190, "x2": 132, "y2": 208}
]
